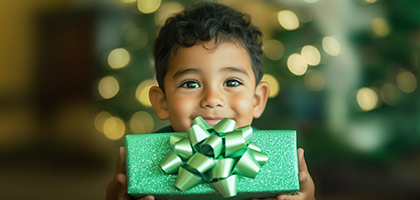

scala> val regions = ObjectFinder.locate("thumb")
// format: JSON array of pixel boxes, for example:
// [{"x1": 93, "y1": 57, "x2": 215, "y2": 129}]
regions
[
  {"x1": 138, "y1": 195, "x2": 155, "y2": 200},
  {"x1": 115, "y1": 146, "x2": 127, "y2": 175}
]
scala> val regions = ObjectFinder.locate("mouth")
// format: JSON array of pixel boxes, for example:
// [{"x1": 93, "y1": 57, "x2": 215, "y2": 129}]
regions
[{"x1": 200, "y1": 117, "x2": 227, "y2": 126}]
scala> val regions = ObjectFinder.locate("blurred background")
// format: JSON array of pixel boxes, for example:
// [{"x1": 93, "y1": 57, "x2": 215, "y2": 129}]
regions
[{"x1": 1, "y1": 0, "x2": 419, "y2": 199}]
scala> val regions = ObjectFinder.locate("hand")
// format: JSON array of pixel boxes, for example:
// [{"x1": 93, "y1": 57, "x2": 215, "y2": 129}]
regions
[
  {"x1": 251, "y1": 148, "x2": 315, "y2": 200},
  {"x1": 106, "y1": 146, "x2": 155, "y2": 200}
]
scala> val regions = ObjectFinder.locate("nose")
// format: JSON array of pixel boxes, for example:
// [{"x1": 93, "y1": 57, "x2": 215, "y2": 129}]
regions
[{"x1": 200, "y1": 86, "x2": 225, "y2": 108}]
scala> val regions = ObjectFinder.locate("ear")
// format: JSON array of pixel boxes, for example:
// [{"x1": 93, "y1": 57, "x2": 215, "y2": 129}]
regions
[
  {"x1": 253, "y1": 81, "x2": 270, "y2": 118},
  {"x1": 149, "y1": 86, "x2": 169, "y2": 120}
]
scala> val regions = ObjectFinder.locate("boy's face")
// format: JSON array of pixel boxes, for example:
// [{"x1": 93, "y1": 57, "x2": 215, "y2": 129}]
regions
[{"x1": 150, "y1": 41, "x2": 269, "y2": 132}]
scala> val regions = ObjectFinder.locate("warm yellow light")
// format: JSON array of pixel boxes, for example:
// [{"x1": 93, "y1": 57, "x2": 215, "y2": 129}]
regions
[
  {"x1": 301, "y1": 45, "x2": 321, "y2": 66},
  {"x1": 136, "y1": 79, "x2": 158, "y2": 107},
  {"x1": 263, "y1": 39, "x2": 284, "y2": 60},
  {"x1": 365, "y1": 0, "x2": 377, "y2": 3},
  {"x1": 322, "y1": 36, "x2": 341, "y2": 56},
  {"x1": 380, "y1": 83, "x2": 400, "y2": 105},
  {"x1": 357, "y1": 87, "x2": 378, "y2": 111},
  {"x1": 126, "y1": 27, "x2": 148, "y2": 50},
  {"x1": 287, "y1": 53, "x2": 308, "y2": 76},
  {"x1": 396, "y1": 70, "x2": 417, "y2": 93},
  {"x1": 103, "y1": 117, "x2": 125, "y2": 140},
  {"x1": 304, "y1": 70, "x2": 325, "y2": 91},
  {"x1": 277, "y1": 10, "x2": 299, "y2": 31},
  {"x1": 94, "y1": 111, "x2": 112, "y2": 133},
  {"x1": 108, "y1": 48, "x2": 130, "y2": 69},
  {"x1": 122, "y1": 0, "x2": 136, "y2": 3},
  {"x1": 372, "y1": 18, "x2": 390, "y2": 37},
  {"x1": 98, "y1": 76, "x2": 120, "y2": 99},
  {"x1": 137, "y1": 0, "x2": 161, "y2": 14},
  {"x1": 130, "y1": 111, "x2": 154, "y2": 133},
  {"x1": 155, "y1": 1, "x2": 184, "y2": 26},
  {"x1": 262, "y1": 74, "x2": 280, "y2": 98}
]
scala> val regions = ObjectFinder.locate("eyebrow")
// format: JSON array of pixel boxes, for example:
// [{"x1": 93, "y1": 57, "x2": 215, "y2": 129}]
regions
[
  {"x1": 173, "y1": 68, "x2": 200, "y2": 79},
  {"x1": 221, "y1": 67, "x2": 249, "y2": 76}
]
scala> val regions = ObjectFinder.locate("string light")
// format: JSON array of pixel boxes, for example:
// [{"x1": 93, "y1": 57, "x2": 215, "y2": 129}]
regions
[
  {"x1": 356, "y1": 87, "x2": 378, "y2": 111},
  {"x1": 263, "y1": 39, "x2": 284, "y2": 60},
  {"x1": 108, "y1": 48, "x2": 130, "y2": 69},
  {"x1": 301, "y1": 45, "x2": 321, "y2": 66},
  {"x1": 103, "y1": 116, "x2": 126, "y2": 140},
  {"x1": 155, "y1": 1, "x2": 184, "y2": 26},
  {"x1": 396, "y1": 70, "x2": 417, "y2": 93},
  {"x1": 262, "y1": 74, "x2": 280, "y2": 98},
  {"x1": 322, "y1": 36, "x2": 341, "y2": 56},
  {"x1": 277, "y1": 10, "x2": 299, "y2": 31},
  {"x1": 98, "y1": 76, "x2": 120, "y2": 99},
  {"x1": 130, "y1": 111, "x2": 154, "y2": 133},
  {"x1": 136, "y1": 79, "x2": 158, "y2": 107},
  {"x1": 94, "y1": 111, "x2": 112, "y2": 133},
  {"x1": 137, "y1": 0, "x2": 161, "y2": 14},
  {"x1": 372, "y1": 18, "x2": 390, "y2": 37},
  {"x1": 287, "y1": 53, "x2": 308, "y2": 76}
]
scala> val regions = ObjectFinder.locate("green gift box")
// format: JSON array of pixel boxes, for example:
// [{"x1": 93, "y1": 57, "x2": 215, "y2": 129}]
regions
[{"x1": 125, "y1": 127, "x2": 300, "y2": 200}]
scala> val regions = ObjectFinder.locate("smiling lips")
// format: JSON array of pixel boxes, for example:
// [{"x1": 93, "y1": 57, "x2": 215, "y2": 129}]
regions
[{"x1": 201, "y1": 117, "x2": 226, "y2": 126}]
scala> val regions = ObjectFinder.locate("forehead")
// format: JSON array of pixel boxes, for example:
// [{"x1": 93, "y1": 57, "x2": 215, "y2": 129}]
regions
[{"x1": 167, "y1": 40, "x2": 252, "y2": 72}]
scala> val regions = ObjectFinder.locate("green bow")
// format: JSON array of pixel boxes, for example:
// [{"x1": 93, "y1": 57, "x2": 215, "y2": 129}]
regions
[{"x1": 160, "y1": 117, "x2": 268, "y2": 198}]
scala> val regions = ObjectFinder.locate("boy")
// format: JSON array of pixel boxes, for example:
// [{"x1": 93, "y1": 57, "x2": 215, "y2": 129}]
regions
[{"x1": 106, "y1": 2, "x2": 315, "y2": 200}]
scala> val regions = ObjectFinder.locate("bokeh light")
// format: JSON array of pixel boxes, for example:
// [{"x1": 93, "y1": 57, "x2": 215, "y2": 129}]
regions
[
  {"x1": 277, "y1": 10, "x2": 300, "y2": 31},
  {"x1": 261, "y1": 74, "x2": 280, "y2": 98},
  {"x1": 126, "y1": 27, "x2": 148, "y2": 50},
  {"x1": 122, "y1": 0, "x2": 136, "y2": 3},
  {"x1": 372, "y1": 18, "x2": 390, "y2": 37},
  {"x1": 396, "y1": 70, "x2": 417, "y2": 93},
  {"x1": 155, "y1": 1, "x2": 184, "y2": 26},
  {"x1": 108, "y1": 48, "x2": 130, "y2": 69},
  {"x1": 136, "y1": 79, "x2": 158, "y2": 107},
  {"x1": 301, "y1": 45, "x2": 321, "y2": 66},
  {"x1": 94, "y1": 111, "x2": 112, "y2": 133},
  {"x1": 304, "y1": 0, "x2": 318, "y2": 3},
  {"x1": 137, "y1": 0, "x2": 161, "y2": 14},
  {"x1": 287, "y1": 53, "x2": 308, "y2": 76},
  {"x1": 346, "y1": 120, "x2": 389, "y2": 153},
  {"x1": 365, "y1": 0, "x2": 377, "y2": 3},
  {"x1": 322, "y1": 36, "x2": 341, "y2": 56},
  {"x1": 380, "y1": 83, "x2": 400, "y2": 105},
  {"x1": 356, "y1": 87, "x2": 378, "y2": 111},
  {"x1": 263, "y1": 39, "x2": 284, "y2": 60},
  {"x1": 103, "y1": 116, "x2": 126, "y2": 140},
  {"x1": 98, "y1": 76, "x2": 120, "y2": 99},
  {"x1": 304, "y1": 69, "x2": 325, "y2": 91},
  {"x1": 130, "y1": 111, "x2": 154, "y2": 133}
]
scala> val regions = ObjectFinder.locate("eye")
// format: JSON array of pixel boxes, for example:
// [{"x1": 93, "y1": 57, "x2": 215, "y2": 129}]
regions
[
  {"x1": 180, "y1": 80, "x2": 200, "y2": 88},
  {"x1": 223, "y1": 79, "x2": 242, "y2": 87}
]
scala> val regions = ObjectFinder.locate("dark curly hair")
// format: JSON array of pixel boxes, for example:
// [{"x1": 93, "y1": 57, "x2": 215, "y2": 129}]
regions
[{"x1": 153, "y1": 2, "x2": 263, "y2": 92}]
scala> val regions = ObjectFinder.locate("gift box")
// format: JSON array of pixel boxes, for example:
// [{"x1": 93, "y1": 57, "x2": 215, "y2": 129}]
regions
[{"x1": 126, "y1": 119, "x2": 299, "y2": 200}]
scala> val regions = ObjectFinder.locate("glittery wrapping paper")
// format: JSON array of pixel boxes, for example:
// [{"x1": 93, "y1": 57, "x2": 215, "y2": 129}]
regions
[{"x1": 125, "y1": 130, "x2": 299, "y2": 200}]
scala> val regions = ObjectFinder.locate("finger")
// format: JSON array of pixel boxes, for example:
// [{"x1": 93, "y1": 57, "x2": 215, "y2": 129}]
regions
[
  {"x1": 115, "y1": 146, "x2": 127, "y2": 175},
  {"x1": 297, "y1": 148, "x2": 308, "y2": 173},
  {"x1": 276, "y1": 194, "x2": 302, "y2": 200},
  {"x1": 106, "y1": 173, "x2": 128, "y2": 200},
  {"x1": 137, "y1": 195, "x2": 155, "y2": 200}
]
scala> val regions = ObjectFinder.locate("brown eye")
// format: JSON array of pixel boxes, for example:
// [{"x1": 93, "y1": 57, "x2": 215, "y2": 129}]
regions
[
  {"x1": 223, "y1": 79, "x2": 242, "y2": 87},
  {"x1": 180, "y1": 80, "x2": 200, "y2": 88}
]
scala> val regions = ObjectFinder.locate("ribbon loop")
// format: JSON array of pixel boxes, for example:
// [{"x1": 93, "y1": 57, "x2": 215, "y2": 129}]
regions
[
  {"x1": 212, "y1": 118, "x2": 236, "y2": 135},
  {"x1": 233, "y1": 149, "x2": 261, "y2": 178},
  {"x1": 188, "y1": 124, "x2": 211, "y2": 147},
  {"x1": 200, "y1": 134, "x2": 223, "y2": 158},
  {"x1": 174, "y1": 138, "x2": 193, "y2": 160},
  {"x1": 160, "y1": 151, "x2": 184, "y2": 174},
  {"x1": 160, "y1": 117, "x2": 268, "y2": 198}
]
